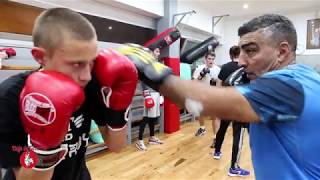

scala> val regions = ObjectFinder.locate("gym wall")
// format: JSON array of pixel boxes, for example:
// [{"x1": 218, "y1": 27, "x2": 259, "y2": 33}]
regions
[{"x1": 0, "y1": 1, "x2": 156, "y2": 44}]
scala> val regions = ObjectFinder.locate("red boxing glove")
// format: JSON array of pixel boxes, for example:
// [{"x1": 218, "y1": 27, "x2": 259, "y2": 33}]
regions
[
  {"x1": 143, "y1": 90, "x2": 154, "y2": 108},
  {"x1": 0, "y1": 48, "x2": 16, "y2": 57},
  {"x1": 94, "y1": 49, "x2": 138, "y2": 131},
  {"x1": 20, "y1": 71, "x2": 84, "y2": 170}
]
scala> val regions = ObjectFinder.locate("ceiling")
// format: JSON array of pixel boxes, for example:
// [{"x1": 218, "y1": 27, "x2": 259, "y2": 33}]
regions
[{"x1": 195, "y1": 0, "x2": 320, "y2": 18}]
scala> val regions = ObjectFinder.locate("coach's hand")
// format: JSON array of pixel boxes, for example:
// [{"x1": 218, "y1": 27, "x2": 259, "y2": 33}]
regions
[{"x1": 117, "y1": 43, "x2": 172, "y2": 91}]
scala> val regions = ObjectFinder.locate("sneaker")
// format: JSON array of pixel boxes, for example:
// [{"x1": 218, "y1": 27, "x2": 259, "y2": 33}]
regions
[
  {"x1": 210, "y1": 138, "x2": 216, "y2": 148},
  {"x1": 194, "y1": 128, "x2": 206, "y2": 136},
  {"x1": 228, "y1": 167, "x2": 250, "y2": 177},
  {"x1": 212, "y1": 151, "x2": 222, "y2": 160},
  {"x1": 136, "y1": 141, "x2": 147, "y2": 151},
  {"x1": 148, "y1": 137, "x2": 163, "y2": 145}
]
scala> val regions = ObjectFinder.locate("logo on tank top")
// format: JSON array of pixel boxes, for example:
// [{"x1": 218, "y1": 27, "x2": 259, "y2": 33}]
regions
[{"x1": 21, "y1": 92, "x2": 56, "y2": 126}]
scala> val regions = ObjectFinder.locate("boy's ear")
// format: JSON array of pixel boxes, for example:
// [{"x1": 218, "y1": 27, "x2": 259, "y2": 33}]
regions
[{"x1": 31, "y1": 47, "x2": 46, "y2": 66}]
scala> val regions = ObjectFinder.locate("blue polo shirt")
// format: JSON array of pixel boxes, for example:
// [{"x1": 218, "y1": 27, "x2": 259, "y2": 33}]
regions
[{"x1": 236, "y1": 64, "x2": 320, "y2": 179}]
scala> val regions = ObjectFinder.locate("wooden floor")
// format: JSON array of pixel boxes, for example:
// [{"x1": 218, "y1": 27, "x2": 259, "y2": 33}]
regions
[{"x1": 87, "y1": 120, "x2": 254, "y2": 180}]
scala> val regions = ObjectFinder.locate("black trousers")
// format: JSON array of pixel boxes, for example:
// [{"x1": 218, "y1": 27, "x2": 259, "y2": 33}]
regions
[
  {"x1": 214, "y1": 120, "x2": 249, "y2": 168},
  {"x1": 138, "y1": 117, "x2": 158, "y2": 140}
]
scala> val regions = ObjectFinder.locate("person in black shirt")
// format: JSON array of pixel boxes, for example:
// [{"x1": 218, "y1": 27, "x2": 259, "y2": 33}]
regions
[
  {"x1": 0, "y1": 8, "x2": 136, "y2": 180},
  {"x1": 1, "y1": 72, "x2": 104, "y2": 180},
  {"x1": 211, "y1": 46, "x2": 250, "y2": 177}
]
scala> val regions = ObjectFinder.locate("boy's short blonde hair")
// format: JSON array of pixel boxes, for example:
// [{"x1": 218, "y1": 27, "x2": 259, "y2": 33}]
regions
[{"x1": 32, "y1": 8, "x2": 96, "y2": 53}]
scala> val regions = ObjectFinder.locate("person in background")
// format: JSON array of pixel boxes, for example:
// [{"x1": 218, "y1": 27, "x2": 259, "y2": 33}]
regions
[
  {"x1": 192, "y1": 52, "x2": 220, "y2": 144},
  {"x1": 0, "y1": 48, "x2": 16, "y2": 69},
  {"x1": 212, "y1": 45, "x2": 250, "y2": 177},
  {"x1": 136, "y1": 47, "x2": 164, "y2": 151}
]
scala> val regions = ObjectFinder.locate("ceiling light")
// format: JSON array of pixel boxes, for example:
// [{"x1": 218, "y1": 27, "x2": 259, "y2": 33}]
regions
[
  {"x1": 108, "y1": 26, "x2": 112, "y2": 30},
  {"x1": 243, "y1": 3, "x2": 249, "y2": 9}
]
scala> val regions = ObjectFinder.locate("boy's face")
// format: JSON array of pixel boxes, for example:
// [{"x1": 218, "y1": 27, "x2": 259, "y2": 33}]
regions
[
  {"x1": 33, "y1": 37, "x2": 97, "y2": 87},
  {"x1": 153, "y1": 48, "x2": 160, "y2": 59},
  {"x1": 205, "y1": 54, "x2": 215, "y2": 68}
]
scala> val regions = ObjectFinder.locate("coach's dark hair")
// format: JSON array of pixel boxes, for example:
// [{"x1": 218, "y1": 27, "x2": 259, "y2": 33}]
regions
[{"x1": 238, "y1": 14, "x2": 297, "y2": 52}]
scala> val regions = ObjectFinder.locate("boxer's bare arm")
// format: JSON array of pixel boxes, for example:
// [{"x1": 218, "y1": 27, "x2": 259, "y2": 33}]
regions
[
  {"x1": 159, "y1": 75, "x2": 259, "y2": 123},
  {"x1": 99, "y1": 126, "x2": 127, "y2": 152},
  {"x1": 216, "y1": 79, "x2": 223, "y2": 87},
  {"x1": 15, "y1": 167, "x2": 54, "y2": 180}
]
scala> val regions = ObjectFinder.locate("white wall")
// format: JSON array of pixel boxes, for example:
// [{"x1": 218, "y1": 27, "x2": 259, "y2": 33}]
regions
[
  {"x1": 114, "y1": 0, "x2": 164, "y2": 17},
  {"x1": 177, "y1": 1, "x2": 212, "y2": 33},
  {"x1": 215, "y1": 10, "x2": 320, "y2": 66},
  {"x1": 176, "y1": 1, "x2": 223, "y2": 41},
  {"x1": 290, "y1": 11, "x2": 320, "y2": 55},
  {"x1": 214, "y1": 16, "x2": 243, "y2": 65}
]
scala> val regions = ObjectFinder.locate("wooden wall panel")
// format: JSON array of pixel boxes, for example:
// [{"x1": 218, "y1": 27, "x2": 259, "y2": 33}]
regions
[
  {"x1": 0, "y1": 1, "x2": 43, "y2": 35},
  {"x1": 84, "y1": 14, "x2": 156, "y2": 44},
  {"x1": 0, "y1": 1, "x2": 156, "y2": 44}
]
